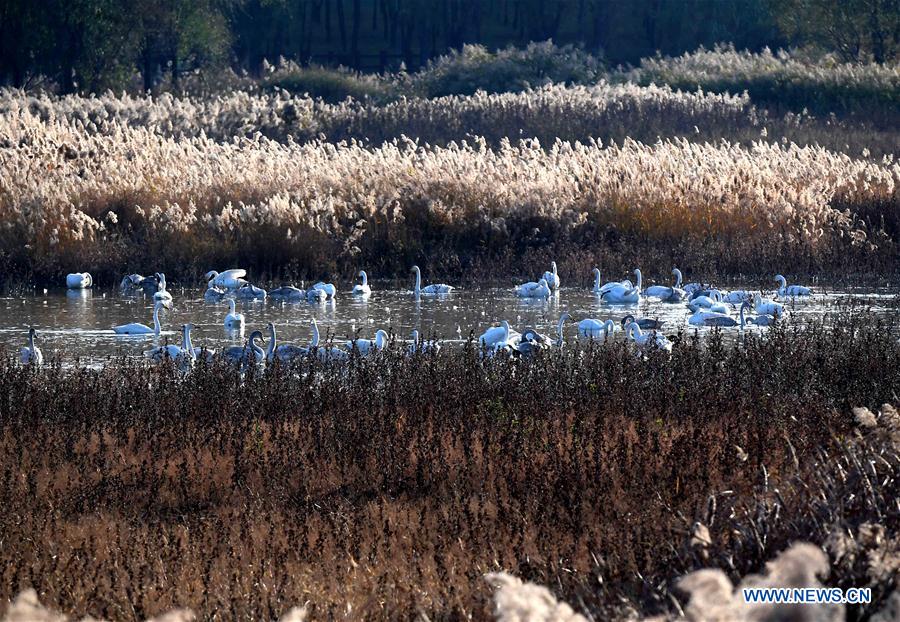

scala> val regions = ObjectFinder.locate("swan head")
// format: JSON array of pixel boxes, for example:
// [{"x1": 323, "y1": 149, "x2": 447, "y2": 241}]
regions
[
  {"x1": 28, "y1": 327, "x2": 37, "y2": 339},
  {"x1": 592, "y1": 267, "x2": 600, "y2": 277},
  {"x1": 620, "y1": 314, "x2": 635, "y2": 328},
  {"x1": 204, "y1": 270, "x2": 218, "y2": 281},
  {"x1": 155, "y1": 299, "x2": 172, "y2": 311},
  {"x1": 558, "y1": 312, "x2": 571, "y2": 323},
  {"x1": 775, "y1": 274, "x2": 787, "y2": 286},
  {"x1": 411, "y1": 265, "x2": 420, "y2": 274},
  {"x1": 625, "y1": 321, "x2": 640, "y2": 338},
  {"x1": 550, "y1": 261, "x2": 557, "y2": 272},
  {"x1": 248, "y1": 330, "x2": 264, "y2": 344}
]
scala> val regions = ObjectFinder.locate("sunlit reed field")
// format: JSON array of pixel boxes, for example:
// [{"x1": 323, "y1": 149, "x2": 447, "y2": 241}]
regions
[
  {"x1": 0, "y1": 82, "x2": 897, "y2": 287},
  {"x1": 1, "y1": 317, "x2": 899, "y2": 620}
]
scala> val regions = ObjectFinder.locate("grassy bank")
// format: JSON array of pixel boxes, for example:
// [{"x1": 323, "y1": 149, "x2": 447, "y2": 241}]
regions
[{"x1": 1, "y1": 316, "x2": 898, "y2": 619}]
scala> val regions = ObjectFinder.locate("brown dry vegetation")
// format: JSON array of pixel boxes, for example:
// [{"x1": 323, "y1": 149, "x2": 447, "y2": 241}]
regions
[{"x1": 1, "y1": 317, "x2": 898, "y2": 620}]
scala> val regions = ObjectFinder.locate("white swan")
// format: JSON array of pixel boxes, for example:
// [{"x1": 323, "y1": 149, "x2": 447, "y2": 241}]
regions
[
  {"x1": 145, "y1": 324, "x2": 195, "y2": 369},
  {"x1": 112, "y1": 300, "x2": 171, "y2": 335},
  {"x1": 592, "y1": 268, "x2": 629, "y2": 295},
  {"x1": 754, "y1": 293, "x2": 784, "y2": 318},
  {"x1": 205, "y1": 269, "x2": 247, "y2": 290},
  {"x1": 412, "y1": 265, "x2": 454, "y2": 296},
  {"x1": 541, "y1": 262, "x2": 560, "y2": 290},
  {"x1": 687, "y1": 291, "x2": 728, "y2": 314},
  {"x1": 352, "y1": 271, "x2": 372, "y2": 296},
  {"x1": 577, "y1": 318, "x2": 616, "y2": 341},
  {"x1": 308, "y1": 319, "x2": 349, "y2": 361},
  {"x1": 644, "y1": 268, "x2": 687, "y2": 302},
  {"x1": 347, "y1": 329, "x2": 389, "y2": 355},
  {"x1": 269, "y1": 286, "x2": 306, "y2": 302},
  {"x1": 153, "y1": 273, "x2": 173, "y2": 304},
  {"x1": 20, "y1": 327, "x2": 43, "y2": 366},
  {"x1": 625, "y1": 322, "x2": 672, "y2": 353},
  {"x1": 66, "y1": 272, "x2": 92, "y2": 289},
  {"x1": 722, "y1": 290, "x2": 753, "y2": 304},
  {"x1": 479, "y1": 320, "x2": 521, "y2": 353},
  {"x1": 776, "y1": 275, "x2": 811, "y2": 297},
  {"x1": 224, "y1": 299, "x2": 244, "y2": 330},
  {"x1": 265, "y1": 322, "x2": 308, "y2": 363},
  {"x1": 306, "y1": 287, "x2": 328, "y2": 303},
  {"x1": 515, "y1": 278, "x2": 551, "y2": 298},
  {"x1": 313, "y1": 282, "x2": 337, "y2": 300},
  {"x1": 234, "y1": 282, "x2": 267, "y2": 301},
  {"x1": 689, "y1": 302, "x2": 750, "y2": 328},
  {"x1": 220, "y1": 330, "x2": 266, "y2": 367},
  {"x1": 601, "y1": 269, "x2": 642, "y2": 304},
  {"x1": 408, "y1": 329, "x2": 440, "y2": 354}
]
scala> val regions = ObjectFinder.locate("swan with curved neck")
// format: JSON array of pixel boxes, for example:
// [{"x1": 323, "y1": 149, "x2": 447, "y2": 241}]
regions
[
  {"x1": 626, "y1": 321, "x2": 672, "y2": 352},
  {"x1": 645, "y1": 268, "x2": 687, "y2": 302},
  {"x1": 411, "y1": 265, "x2": 454, "y2": 296},
  {"x1": 515, "y1": 278, "x2": 551, "y2": 298},
  {"x1": 542, "y1": 262, "x2": 560, "y2": 290},
  {"x1": 775, "y1": 274, "x2": 811, "y2": 297},
  {"x1": 754, "y1": 293, "x2": 783, "y2": 318},
  {"x1": 556, "y1": 312, "x2": 570, "y2": 347},
  {"x1": 600, "y1": 269, "x2": 642, "y2": 304},
  {"x1": 265, "y1": 322, "x2": 307, "y2": 362},
  {"x1": 479, "y1": 320, "x2": 520, "y2": 351},
  {"x1": 113, "y1": 300, "x2": 172, "y2": 335},
  {"x1": 20, "y1": 327, "x2": 43, "y2": 366},
  {"x1": 352, "y1": 271, "x2": 372, "y2": 295},
  {"x1": 308, "y1": 319, "x2": 348, "y2": 360},
  {"x1": 577, "y1": 318, "x2": 616, "y2": 341},
  {"x1": 224, "y1": 299, "x2": 244, "y2": 330},
  {"x1": 205, "y1": 269, "x2": 247, "y2": 290},
  {"x1": 348, "y1": 329, "x2": 389, "y2": 354}
]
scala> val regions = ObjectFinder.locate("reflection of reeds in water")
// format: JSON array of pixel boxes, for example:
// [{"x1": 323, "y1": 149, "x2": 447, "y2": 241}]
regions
[{"x1": 0, "y1": 316, "x2": 898, "y2": 619}]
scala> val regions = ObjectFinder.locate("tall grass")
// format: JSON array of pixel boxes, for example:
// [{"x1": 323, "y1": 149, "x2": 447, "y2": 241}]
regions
[
  {"x1": 1, "y1": 316, "x2": 898, "y2": 619},
  {"x1": 0, "y1": 95, "x2": 896, "y2": 286},
  {"x1": 632, "y1": 44, "x2": 900, "y2": 120}
]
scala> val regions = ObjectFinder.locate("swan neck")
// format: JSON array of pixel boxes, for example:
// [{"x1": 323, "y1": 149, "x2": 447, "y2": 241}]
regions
[
  {"x1": 267, "y1": 325, "x2": 276, "y2": 357},
  {"x1": 229, "y1": 299, "x2": 236, "y2": 314},
  {"x1": 593, "y1": 269, "x2": 600, "y2": 290},
  {"x1": 414, "y1": 268, "x2": 421, "y2": 293},
  {"x1": 153, "y1": 304, "x2": 162, "y2": 333},
  {"x1": 361, "y1": 271, "x2": 368, "y2": 286},
  {"x1": 28, "y1": 330, "x2": 35, "y2": 349},
  {"x1": 634, "y1": 269, "x2": 642, "y2": 291},
  {"x1": 311, "y1": 321, "x2": 319, "y2": 347},
  {"x1": 673, "y1": 269, "x2": 682, "y2": 287}
]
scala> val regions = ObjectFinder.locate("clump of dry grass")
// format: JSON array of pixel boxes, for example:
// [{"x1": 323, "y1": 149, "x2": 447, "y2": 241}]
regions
[{"x1": 0, "y1": 317, "x2": 898, "y2": 620}]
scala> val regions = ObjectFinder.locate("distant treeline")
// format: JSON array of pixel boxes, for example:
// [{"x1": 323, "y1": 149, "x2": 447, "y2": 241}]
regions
[{"x1": 0, "y1": 0, "x2": 896, "y2": 94}]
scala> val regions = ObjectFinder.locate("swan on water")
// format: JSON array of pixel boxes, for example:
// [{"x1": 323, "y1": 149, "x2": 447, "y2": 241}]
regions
[
  {"x1": 688, "y1": 303, "x2": 749, "y2": 328},
  {"x1": 644, "y1": 268, "x2": 687, "y2": 302},
  {"x1": 412, "y1": 265, "x2": 454, "y2": 296},
  {"x1": 224, "y1": 299, "x2": 245, "y2": 330},
  {"x1": 204, "y1": 286, "x2": 228, "y2": 302},
  {"x1": 234, "y1": 282, "x2": 267, "y2": 301},
  {"x1": 20, "y1": 327, "x2": 43, "y2": 366},
  {"x1": 541, "y1": 262, "x2": 560, "y2": 290},
  {"x1": 408, "y1": 329, "x2": 440, "y2": 354},
  {"x1": 479, "y1": 320, "x2": 521, "y2": 355},
  {"x1": 66, "y1": 272, "x2": 92, "y2": 289},
  {"x1": 620, "y1": 315, "x2": 663, "y2": 330},
  {"x1": 516, "y1": 327, "x2": 552, "y2": 355},
  {"x1": 153, "y1": 273, "x2": 173, "y2": 304},
  {"x1": 205, "y1": 269, "x2": 247, "y2": 290},
  {"x1": 220, "y1": 330, "x2": 266, "y2": 367},
  {"x1": 307, "y1": 319, "x2": 349, "y2": 360},
  {"x1": 625, "y1": 321, "x2": 672, "y2": 353},
  {"x1": 754, "y1": 293, "x2": 784, "y2": 318},
  {"x1": 145, "y1": 324, "x2": 196, "y2": 370},
  {"x1": 346, "y1": 329, "x2": 389, "y2": 355},
  {"x1": 112, "y1": 300, "x2": 172, "y2": 335},
  {"x1": 269, "y1": 286, "x2": 305, "y2": 303},
  {"x1": 313, "y1": 282, "x2": 337, "y2": 300},
  {"x1": 601, "y1": 269, "x2": 642, "y2": 304},
  {"x1": 592, "y1": 268, "x2": 630, "y2": 295},
  {"x1": 352, "y1": 271, "x2": 372, "y2": 296},
  {"x1": 515, "y1": 278, "x2": 551, "y2": 299},
  {"x1": 775, "y1": 275, "x2": 811, "y2": 297},
  {"x1": 120, "y1": 273, "x2": 156, "y2": 294},
  {"x1": 577, "y1": 318, "x2": 616, "y2": 341},
  {"x1": 687, "y1": 291, "x2": 728, "y2": 314},
  {"x1": 265, "y1": 322, "x2": 308, "y2": 363},
  {"x1": 307, "y1": 287, "x2": 328, "y2": 303},
  {"x1": 722, "y1": 290, "x2": 753, "y2": 304}
]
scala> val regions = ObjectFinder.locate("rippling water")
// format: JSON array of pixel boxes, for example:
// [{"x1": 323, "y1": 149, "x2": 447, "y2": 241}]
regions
[{"x1": 0, "y1": 283, "x2": 897, "y2": 364}]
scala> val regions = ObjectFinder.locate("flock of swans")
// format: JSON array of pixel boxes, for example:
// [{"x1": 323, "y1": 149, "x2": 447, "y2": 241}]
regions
[{"x1": 18, "y1": 263, "x2": 813, "y2": 368}]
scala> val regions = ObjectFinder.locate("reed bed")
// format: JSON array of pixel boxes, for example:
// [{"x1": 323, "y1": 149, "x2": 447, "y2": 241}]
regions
[
  {"x1": 0, "y1": 96, "x2": 896, "y2": 286},
  {"x1": 1, "y1": 316, "x2": 898, "y2": 620},
  {"x1": 632, "y1": 44, "x2": 900, "y2": 120}
]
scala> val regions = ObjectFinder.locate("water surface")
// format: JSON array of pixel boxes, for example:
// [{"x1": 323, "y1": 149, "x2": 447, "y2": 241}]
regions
[{"x1": 0, "y1": 284, "x2": 896, "y2": 365}]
